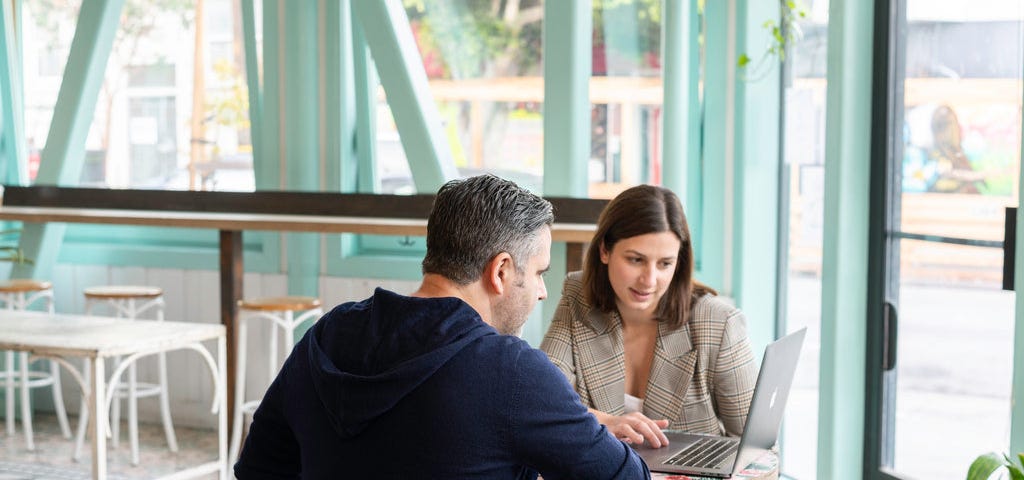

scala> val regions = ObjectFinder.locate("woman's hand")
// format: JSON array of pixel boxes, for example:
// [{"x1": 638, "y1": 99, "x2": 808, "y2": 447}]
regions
[{"x1": 591, "y1": 409, "x2": 670, "y2": 448}]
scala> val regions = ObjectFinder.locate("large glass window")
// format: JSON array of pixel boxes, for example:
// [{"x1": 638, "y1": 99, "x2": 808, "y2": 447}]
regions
[
  {"x1": 875, "y1": 2, "x2": 1022, "y2": 478},
  {"x1": 378, "y1": 1, "x2": 663, "y2": 198},
  {"x1": 779, "y1": 1, "x2": 828, "y2": 478},
  {"x1": 21, "y1": 0, "x2": 255, "y2": 191}
]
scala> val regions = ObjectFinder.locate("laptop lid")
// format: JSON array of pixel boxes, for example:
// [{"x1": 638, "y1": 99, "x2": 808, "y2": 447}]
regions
[{"x1": 635, "y1": 327, "x2": 807, "y2": 477}]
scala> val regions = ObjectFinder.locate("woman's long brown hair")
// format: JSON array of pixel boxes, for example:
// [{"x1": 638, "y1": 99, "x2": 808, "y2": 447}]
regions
[{"x1": 582, "y1": 185, "x2": 715, "y2": 329}]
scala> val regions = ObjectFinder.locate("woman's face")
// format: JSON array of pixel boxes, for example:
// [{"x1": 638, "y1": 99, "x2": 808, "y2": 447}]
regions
[{"x1": 600, "y1": 231, "x2": 681, "y2": 320}]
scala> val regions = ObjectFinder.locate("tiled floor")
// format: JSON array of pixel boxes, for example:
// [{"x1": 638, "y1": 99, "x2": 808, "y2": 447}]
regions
[{"x1": 0, "y1": 413, "x2": 220, "y2": 479}]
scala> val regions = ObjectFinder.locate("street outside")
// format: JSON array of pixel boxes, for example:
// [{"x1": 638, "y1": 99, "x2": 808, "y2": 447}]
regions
[{"x1": 779, "y1": 274, "x2": 1014, "y2": 479}]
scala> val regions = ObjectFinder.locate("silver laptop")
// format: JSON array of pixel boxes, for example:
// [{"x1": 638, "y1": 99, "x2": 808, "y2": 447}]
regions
[{"x1": 633, "y1": 327, "x2": 806, "y2": 478}]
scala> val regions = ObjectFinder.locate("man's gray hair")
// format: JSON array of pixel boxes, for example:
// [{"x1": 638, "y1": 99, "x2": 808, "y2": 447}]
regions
[{"x1": 422, "y1": 175, "x2": 554, "y2": 285}]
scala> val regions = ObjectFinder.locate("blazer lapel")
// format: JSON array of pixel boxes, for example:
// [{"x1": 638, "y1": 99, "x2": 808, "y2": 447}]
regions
[
  {"x1": 643, "y1": 321, "x2": 697, "y2": 421},
  {"x1": 578, "y1": 309, "x2": 627, "y2": 415}
]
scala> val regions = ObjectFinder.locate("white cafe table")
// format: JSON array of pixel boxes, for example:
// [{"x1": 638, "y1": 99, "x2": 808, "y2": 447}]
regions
[{"x1": 0, "y1": 310, "x2": 226, "y2": 480}]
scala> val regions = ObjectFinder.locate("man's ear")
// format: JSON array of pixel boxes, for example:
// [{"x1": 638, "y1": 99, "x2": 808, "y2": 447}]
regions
[{"x1": 484, "y1": 252, "x2": 514, "y2": 295}]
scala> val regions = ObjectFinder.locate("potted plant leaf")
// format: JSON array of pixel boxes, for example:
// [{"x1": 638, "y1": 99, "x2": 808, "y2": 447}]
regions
[
  {"x1": 0, "y1": 229, "x2": 31, "y2": 264},
  {"x1": 967, "y1": 452, "x2": 1024, "y2": 480}
]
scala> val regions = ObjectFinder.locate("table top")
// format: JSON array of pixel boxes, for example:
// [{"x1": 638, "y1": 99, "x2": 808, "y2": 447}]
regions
[
  {"x1": 0, "y1": 310, "x2": 224, "y2": 358},
  {"x1": 0, "y1": 205, "x2": 597, "y2": 243}
]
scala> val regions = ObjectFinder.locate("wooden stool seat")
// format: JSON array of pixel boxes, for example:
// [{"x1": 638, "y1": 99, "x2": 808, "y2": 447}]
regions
[
  {"x1": 238, "y1": 296, "x2": 321, "y2": 312},
  {"x1": 83, "y1": 285, "x2": 163, "y2": 299},
  {"x1": 0, "y1": 280, "x2": 53, "y2": 293}
]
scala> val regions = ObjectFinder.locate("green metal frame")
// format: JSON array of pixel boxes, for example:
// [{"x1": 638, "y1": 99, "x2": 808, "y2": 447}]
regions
[
  {"x1": 350, "y1": 0, "x2": 456, "y2": 193},
  {"x1": 698, "y1": 0, "x2": 728, "y2": 291},
  {"x1": 0, "y1": 0, "x2": 26, "y2": 186},
  {"x1": 530, "y1": 0, "x2": 592, "y2": 346},
  {"x1": 731, "y1": 0, "x2": 781, "y2": 356},
  {"x1": 1012, "y1": 59, "x2": 1024, "y2": 461},
  {"x1": 281, "y1": 0, "x2": 321, "y2": 297},
  {"x1": 817, "y1": 0, "x2": 875, "y2": 478},
  {"x1": 13, "y1": 0, "x2": 125, "y2": 281}
]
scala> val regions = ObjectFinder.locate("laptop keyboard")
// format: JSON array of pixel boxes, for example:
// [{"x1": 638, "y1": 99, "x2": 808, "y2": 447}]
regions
[{"x1": 663, "y1": 437, "x2": 738, "y2": 469}]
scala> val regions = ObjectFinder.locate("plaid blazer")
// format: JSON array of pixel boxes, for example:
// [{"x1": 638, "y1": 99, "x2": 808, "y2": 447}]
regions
[{"x1": 540, "y1": 272, "x2": 757, "y2": 437}]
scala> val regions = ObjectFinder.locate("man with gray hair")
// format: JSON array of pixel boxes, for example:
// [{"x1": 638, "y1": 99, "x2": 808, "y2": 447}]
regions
[{"x1": 235, "y1": 175, "x2": 650, "y2": 479}]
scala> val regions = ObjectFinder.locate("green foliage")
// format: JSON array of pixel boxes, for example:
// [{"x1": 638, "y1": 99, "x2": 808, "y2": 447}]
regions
[
  {"x1": 967, "y1": 452, "x2": 1024, "y2": 480},
  {"x1": 737, "y1": 0, "x2": 808, "y2": 81},
  {"x1": 0, "y1": 229, "x2": 31, "y2": 265},
  {"x1": 206, "y1": 60, "x2": 250, "y2": 130},
  {"x1": 403, "y1": 0, "x2": 543, "y2": 78},
  {"x1": 592, "y1": 0, "x2": 662, "y2": 70}
]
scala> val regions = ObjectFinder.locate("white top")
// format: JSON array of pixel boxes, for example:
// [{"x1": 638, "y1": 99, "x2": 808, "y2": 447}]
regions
[
  {"x1": 624, "y1": 393, "x2": 644, "y2": 414},
  {"x1": 0, "y1": 309, "x2": 224, "y2": 358}
]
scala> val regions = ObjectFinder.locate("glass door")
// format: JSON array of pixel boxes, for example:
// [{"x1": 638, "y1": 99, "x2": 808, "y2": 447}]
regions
[{"x1": 867, "y1": 1, "x2": 1023, "y2": 478}]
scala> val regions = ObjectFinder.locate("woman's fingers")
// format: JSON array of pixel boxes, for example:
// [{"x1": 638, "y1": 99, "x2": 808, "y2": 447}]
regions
[
  {"x1": 612, "y1": 424, "x2": 645, "y2": 445},
  {"x1": 633, "y1": 419, "x2": 669, "y2": 448},
  {"x1": 613, "y1": 413, "x2": 670, "y2": 448}
]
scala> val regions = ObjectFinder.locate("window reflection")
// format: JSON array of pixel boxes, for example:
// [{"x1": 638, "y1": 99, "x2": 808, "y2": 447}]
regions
[
  {"x1": 388, "y1": 1, "x2": 664, "y2": 197},
  {"x1": 22, "y1": 0, "x2": 255, "y2": 191}
]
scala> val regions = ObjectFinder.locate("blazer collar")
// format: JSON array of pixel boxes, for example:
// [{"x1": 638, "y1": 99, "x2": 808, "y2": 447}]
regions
[
  {"x1": 587, "y1": 308, "x2": 694, "y2": 357},
  {"x1": 658, "y1": 320, "x2": 692, "y2": 358},
  {"x1": 585, "y1": 307, "x2": 617, "y2": 335}
]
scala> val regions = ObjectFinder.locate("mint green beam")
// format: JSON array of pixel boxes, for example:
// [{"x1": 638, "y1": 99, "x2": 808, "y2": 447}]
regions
[
  {"x1": 0, "y1": 0, "x2": 26, "y2": 185},
  {"x1": 352, "y1": 19, "x2": 378, "y2": 193},
  {"x1": 697, "y1": 0, "x2": 728, "y2": 290},
  {"x1": 662, "y1": 0, "x2": 704, "y2": 299},
  {"x1": 542, "y1": 0, "x2": 589, "y2": 198},
  {"x1": 237, "y1": 0, "x2": 280, "y2": 274},
  {"x1": 1012, "y1": 66, "x2": 1024, "y2": 458},
  {"x1": 258, "y1": 0, "x2": 281, "y2": 191},
  {"x1": 241, "y1": 0, "x2": 264, "y2": 185},
  {"x1": 533, "y1": 1, "x2": 590, "y2": 346},
  {"x1": 324, "y1": 0, "x2": 357, "y2": 193},
  {"x1": 817, "y1": 0, "x2": 874, "y2": 478},
  {"x1": 13, "y1": 0, "x2": 125, "y2": 281},
  {"x1": 682, "y1": 1, "x2": 701, "y2": 238},
  {"x1": 282, "y1": 1, "x2": 321, "y2": 299},
  {"x1": 660, "y1": 0, "x2": 696, "y2": 197},
  {"x1": 351, "y1": 0, "x2": 456, "y2": 193},
  {"x1": 731, "y1": 0, "x2": 780, "y2": 355},
  {"x1": 324, "y1": 0, "x2": 358, "y2": 268}
]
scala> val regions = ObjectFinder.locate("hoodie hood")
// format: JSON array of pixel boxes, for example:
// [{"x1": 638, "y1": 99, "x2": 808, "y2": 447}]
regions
[{"x1": 307, "y1": 288, "x2": 494, "y2": 439}]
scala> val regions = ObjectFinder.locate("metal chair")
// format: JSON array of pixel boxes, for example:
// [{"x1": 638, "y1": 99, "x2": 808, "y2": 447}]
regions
[
  {"x1": 228, "y1": 296, "x2": 322, "y2": 463},
  {"x1": 73, "y1": 285, "x2": 177, "y2": 466},
  {"x1": 0, "y1": 279, "x2": 71, "y2": 451}
]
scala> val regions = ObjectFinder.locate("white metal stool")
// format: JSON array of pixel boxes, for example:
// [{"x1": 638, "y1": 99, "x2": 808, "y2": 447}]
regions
[
  {"x1": 0, "y1": 279, "x2": 72, "y2": 451},
  {"x1": 74, "y1": 285, "x2": 177, "y2": 466},
  {"x1": 229, "y1": 296, "x2": 322, "y2": 463}
]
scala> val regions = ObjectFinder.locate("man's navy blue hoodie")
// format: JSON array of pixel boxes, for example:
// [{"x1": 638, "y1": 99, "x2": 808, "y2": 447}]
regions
[{"x1": 234, "y1": 288, "x2": 649, "y2": 479}]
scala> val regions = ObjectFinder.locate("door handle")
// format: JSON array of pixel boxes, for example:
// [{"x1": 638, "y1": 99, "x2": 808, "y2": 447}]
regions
[
  {"x1": 883, "y1": 301, "x2": 898, "y2": 371},
  {"x1": 1004, "y1": 206, "x2": 1016, "y2": 291}
]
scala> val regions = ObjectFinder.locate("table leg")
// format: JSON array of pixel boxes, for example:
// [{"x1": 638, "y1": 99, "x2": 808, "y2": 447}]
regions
[
  {"x1": 219, "y1": 229, "x2": 242, "y2": 444},
  {"x1": 19, "y1": 352, "x2": 34, "y2": 450},
  {"x1": 89, "y1": 357, "x2": 107, "y2": 480}
]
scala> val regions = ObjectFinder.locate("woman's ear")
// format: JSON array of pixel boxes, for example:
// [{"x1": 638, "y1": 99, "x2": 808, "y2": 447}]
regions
[
  {"x1": 484, "y1": 252, "x2": 514, "y2": 295},
  {"x1": 599, "y1": 242, "x2": 611, "y2": 264}
]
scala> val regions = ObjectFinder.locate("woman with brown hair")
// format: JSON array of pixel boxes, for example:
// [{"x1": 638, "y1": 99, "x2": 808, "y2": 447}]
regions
[{"x1": 540, "y1": 185, "x2": 757, "y2": 448}]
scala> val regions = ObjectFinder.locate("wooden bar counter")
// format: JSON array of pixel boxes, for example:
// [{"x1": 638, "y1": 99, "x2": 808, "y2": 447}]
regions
[{"x1": 0, "y1": 185, "x2": 604, "y2": 441}]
